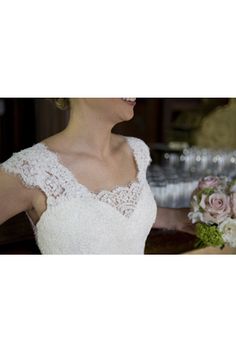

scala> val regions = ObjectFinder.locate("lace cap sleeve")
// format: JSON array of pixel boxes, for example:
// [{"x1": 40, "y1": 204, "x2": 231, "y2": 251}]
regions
[
  {"x1": 0, "y1": 143, "x2": 78, "y2": 206},
  {"x1": 138, "y1": 138, "x2": 152, "y2": 168},
  {"x1": 0, "y1": 146, "x2": 41, "y2": 189},
  {"x1": 128, "y1": 136, "x2": 152, "y2": 170}
]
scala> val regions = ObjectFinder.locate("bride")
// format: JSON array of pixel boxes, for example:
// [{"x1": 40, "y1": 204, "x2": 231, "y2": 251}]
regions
[{"x1": 0, "y1": 98, "x2": 194, "y2": 254}]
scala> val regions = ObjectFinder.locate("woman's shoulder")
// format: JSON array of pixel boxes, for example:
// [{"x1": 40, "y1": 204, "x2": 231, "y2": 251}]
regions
[
  {"x1": 0, "y1": 142, "x2": 52, "y2": 189},
  {"x1": 0, "y1": 142, "x2": 47, "y2": 168},
  {"x1": 114, "y1": 133, "x2": 150, "y2": 150},
  {"x1": 114, "y1": 133, "x2": 152, "y2": 168}
]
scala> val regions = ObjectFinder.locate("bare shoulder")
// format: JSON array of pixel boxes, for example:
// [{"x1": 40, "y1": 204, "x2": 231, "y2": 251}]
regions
[
  {"x1": 40, "y1": 132, "x2": 63, "y2": 150},
  {"x1": 111, "y1": 133, "x2": 145, "y2": 149},
  {"x1": 111, "y1": 133, "x2": 127, "y2": 149},
  {"x1": 110, "y1": 134, "x2": 138, "y2": 161}
]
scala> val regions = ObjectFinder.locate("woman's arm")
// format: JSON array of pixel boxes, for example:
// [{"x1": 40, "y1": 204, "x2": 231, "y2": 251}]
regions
[
  {"x1": 0, "y1": 170, "x2": 34, "y2": 225},
  {"x1": 153, "y1": 207, "x2": 196, "y2": 235},
  {"x1": 184, "y1": 245, "x2": 236, "y2": 254},
  {"x1": 152, "y1": 208, "x2": 236, "y2": 254}
]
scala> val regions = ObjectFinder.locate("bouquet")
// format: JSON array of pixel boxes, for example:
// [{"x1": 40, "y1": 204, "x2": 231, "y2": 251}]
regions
[{"x1": 188, "y1": 176, "x2": 236, "y2": 249}]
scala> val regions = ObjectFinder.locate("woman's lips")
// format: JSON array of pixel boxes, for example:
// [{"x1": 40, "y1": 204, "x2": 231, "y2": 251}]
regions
[{"x1": 121, "y1": 98, "x2": 136, "y2": 106}]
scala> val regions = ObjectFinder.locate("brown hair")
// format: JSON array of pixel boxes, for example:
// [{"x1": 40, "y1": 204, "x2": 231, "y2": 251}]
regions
[{"x1": 53, "y1": 98, "x2": 70, "y2": 110}]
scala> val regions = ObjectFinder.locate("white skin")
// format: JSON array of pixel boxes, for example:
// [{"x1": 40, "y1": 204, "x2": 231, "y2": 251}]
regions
[{"x1": 0, "y1": 98, "x2": 194, "y2": 236}]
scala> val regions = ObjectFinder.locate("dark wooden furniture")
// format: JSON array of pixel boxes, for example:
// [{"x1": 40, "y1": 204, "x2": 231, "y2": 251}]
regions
[
  {"x1": 0, "y1": 213, "x2": 40, "y2": 254},
  {"x1": 113, "y1": 98, "x2": 161, "y2": 144},
  {"x1": 0, "y1": 98, "x2": 36, "y2": 162}
]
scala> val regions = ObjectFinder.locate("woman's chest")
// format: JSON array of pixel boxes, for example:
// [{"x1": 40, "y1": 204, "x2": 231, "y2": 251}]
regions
[{"x1": 59, "y1": 149, "x2": 138, "y2": 193}]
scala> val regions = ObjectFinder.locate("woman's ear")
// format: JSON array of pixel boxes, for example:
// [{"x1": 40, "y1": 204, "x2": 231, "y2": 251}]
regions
[{"x1": 53, "y1": 98, "x2": 70, "y2": 111}]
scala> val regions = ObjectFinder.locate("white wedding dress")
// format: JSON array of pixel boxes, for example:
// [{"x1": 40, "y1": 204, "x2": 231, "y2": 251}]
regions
[{"x1": 0, "y1": 136, "x2": 157, "y2": 254}]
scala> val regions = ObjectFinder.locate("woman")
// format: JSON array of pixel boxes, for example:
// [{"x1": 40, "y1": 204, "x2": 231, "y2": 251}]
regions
[{"x1": 0, "y1": 98, "x2": 194, "y2": 254}]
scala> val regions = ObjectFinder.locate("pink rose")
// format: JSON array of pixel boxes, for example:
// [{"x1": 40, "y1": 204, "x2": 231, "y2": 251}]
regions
[
  {"x1": 230, "y1": 193, "x2": 236, "y2": 218},
  {"x1": 199, "y1": 192, "x2": 231, "y2": 224},
  {"x1": 198, "y1": 176, "x2": 221, "y2": 190}
]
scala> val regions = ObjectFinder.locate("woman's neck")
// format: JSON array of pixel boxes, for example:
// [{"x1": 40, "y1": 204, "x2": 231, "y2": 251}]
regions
[{"x1": 58, "y1": 104, "x2": 118, "y2": 158}]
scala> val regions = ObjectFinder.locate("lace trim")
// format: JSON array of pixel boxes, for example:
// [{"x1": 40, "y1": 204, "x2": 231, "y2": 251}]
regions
[
  {"x1": 38, "y1": 135, "x2": 143, "y2": 193},
  {"x1": 0, "y1": 136, "x2": 151, "y2": 218},
  {"x1": 38, "y1": 136, "x2": 147, "y2": 217},
  {"x1": 89, "y1": 181, "x2": 143, "y2": 217}
]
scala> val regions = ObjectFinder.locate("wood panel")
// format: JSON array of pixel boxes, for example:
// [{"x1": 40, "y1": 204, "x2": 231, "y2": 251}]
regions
[
  {"x1": 0, "y1": 98, "x2": 36, "y2": 162},
  {"x1": 113, "y1": 98, "x2": 161, "y2": 144},
  {"x1": 34, "y1": 98, "x2": 69, "y2": 142}
]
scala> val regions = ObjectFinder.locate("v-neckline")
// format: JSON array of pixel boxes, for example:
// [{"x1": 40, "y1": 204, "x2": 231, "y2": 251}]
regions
[{"x1": 37, "y1": 135, "x2": 142, "y2": 197}]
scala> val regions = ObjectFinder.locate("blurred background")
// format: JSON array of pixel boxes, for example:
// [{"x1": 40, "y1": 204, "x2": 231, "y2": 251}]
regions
[{"x1": 1, "y1": 97, "x2": 236, "y2": 254}]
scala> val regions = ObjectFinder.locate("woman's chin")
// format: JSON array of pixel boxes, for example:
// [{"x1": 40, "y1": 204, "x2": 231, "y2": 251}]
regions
[{"x1": 120, "y1": 112, "x2": 135, "y2": 122}]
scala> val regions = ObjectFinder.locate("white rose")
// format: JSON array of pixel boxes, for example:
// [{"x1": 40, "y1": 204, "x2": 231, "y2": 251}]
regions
[
  {"x1": 188, "y1": 211, "x2": 204, "y2": 224},
  {"x1": 191, "y1": 194, "x2": 200, "y2": 213},
  {"x1": 218, "y1": 218, "x2": 236, "y2": 247}
]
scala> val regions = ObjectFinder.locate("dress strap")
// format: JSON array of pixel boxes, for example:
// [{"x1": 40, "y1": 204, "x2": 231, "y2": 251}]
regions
[{"x1": 125, "y1": 136, "x2": 152, "y2": 182}]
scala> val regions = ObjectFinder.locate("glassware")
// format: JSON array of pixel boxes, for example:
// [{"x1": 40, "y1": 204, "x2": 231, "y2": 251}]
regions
[{"x1": 147, "y1": 145, "x2": 236, "y2": 208}]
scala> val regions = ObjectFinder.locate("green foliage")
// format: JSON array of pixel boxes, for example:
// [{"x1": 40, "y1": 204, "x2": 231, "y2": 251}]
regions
[
  {"x1": 197, "y1": 188, "x2": 215, "y2": 204},
  {"x1": 203, "y1": 188, "x2": 216, "y2": 196},
  {"x1": 195, "y1": 223, "x2": 224, "y2": 247}
]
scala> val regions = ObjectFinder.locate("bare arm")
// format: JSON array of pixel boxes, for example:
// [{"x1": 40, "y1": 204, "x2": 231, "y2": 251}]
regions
[
  {"x1": 185, "y1": 245, "x2": 236, "y2": 254},
  {"x1": 0, "y1": 170, "x2": 34, "y2": 225},
  {"x1": 153, "y1": 207, "x2": 196, "y2": 235}
]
